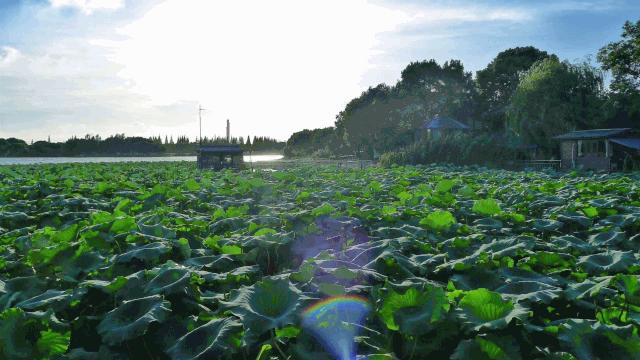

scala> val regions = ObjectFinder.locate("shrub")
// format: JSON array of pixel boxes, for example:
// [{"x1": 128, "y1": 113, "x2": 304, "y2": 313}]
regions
[{"x1": 380, "y1": 133, "x2": 513, "y2": 167}]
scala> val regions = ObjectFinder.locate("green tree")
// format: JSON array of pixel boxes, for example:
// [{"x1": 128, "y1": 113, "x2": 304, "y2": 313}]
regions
[
  {"x1": 334, "y1": 59, "x2": 477, "y2": 158},
  {"x1": 476, "y1": 46, "x2": 553, "y2": 131},
  {"x1": 598, "y1": 19, "x2": 640, "y2": 128},
  {"x1": 334, "y1": 84, "x2": 393, "y2": 158},
  {"x1": 396, "y1": 59, "x2": 477, "y2": 129},
  {"x1": 598, "y1": 20, "x2": 640, "y2": 92},
  {"x1": 508, "y1": 58, "x2": 605, "y2": 151}
]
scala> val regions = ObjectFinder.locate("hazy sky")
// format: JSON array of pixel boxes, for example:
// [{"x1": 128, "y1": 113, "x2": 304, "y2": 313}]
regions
[{"x1": 0, "y1": 0, "x2": 638, "y2": 142}]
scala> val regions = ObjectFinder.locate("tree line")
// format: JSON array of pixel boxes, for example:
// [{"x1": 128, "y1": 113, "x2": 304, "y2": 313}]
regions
[
  {"x1": 285, "y1": 20, "x2": 640, "y2": 164},
  {"x1": 0, "y1": 134, "x2": 285, "y2": 157}
]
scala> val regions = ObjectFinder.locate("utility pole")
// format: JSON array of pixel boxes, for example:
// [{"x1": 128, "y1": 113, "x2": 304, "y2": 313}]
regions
[{"x1": 199, "y1": 105, "x2": 206, "y2": 146}]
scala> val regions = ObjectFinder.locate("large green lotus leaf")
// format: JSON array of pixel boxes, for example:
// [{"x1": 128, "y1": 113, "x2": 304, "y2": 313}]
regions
[
  {"x1": 451, "y1": 268, "x2": 503, "y2": 291},
  {"x1": 613, "y1": 274, "x2": 640, "y2": 305},
  {"x1": 0, "y1": 276, "x2": 48, "y2": 309},
  {"x1": 420, "y1": 210, "x2": 456, "y2": 232},
  {"x1": 83, "y1": 270, "x2": 147, "y2": 301},
  {"x1": 494, "y1": 281, "x2": 561, "y2": 304},
  {"x1": 451, "y1": 334, "x2": 521, "y2": 360},
  {"x1": 455, "y1": 288, "x2": 528, "y2": 332},
  {"x1": 378, "y1": 285, "x2": 449, "y2": 335},
  {"x1": 145, "y1": 265, "x2": 192, "y2": 296},
  {"x1": 527, "y1": 251, "x2": 574, "y2": 270},
  {"x1": 60, "y1": 250, "x2": 106, "y2": 280},
  {"x1": 439, "y1": 236, "x2": 535, "y2": 271},
  {"x1": 577, "y1": 250, "x2": 636, "y2": 275},
  {"x1": 0, "y1": 212, "x2": 33, "y2": 229},
  {"x1": 532, "y1": 219, "x2": 563, "y2": 232},
  {"x1": 564, "y1": 276, "x2": 616, "y2": 308},
  {"x1": 435, "y1": 179, "x2": 455, "y2": 193},
  {"x1": 588, "y1": 198, "x2": 619, "y2": 209},
  {"x1": 0, "y1": 308, "x2": 33, "y2": 359},
  {"x1": 556, "y1": 212, "x2": 592, "y2": 229},
  {"x1": 209, "y1": 217, "x2": 247, "y2": 235},
  {"x1": 472, "y1": 199, "x2": 502, "y2": 216},
  {"x1": 166, "y1": 317, "x2": 242, "y2": 360},
  {"x1": 529, "y1": 197, "x2": 564, "y2": 211},
  {"x1": 0, "y1": 307, "x2": 69, "y2": 359},
  {"x1": 97, "y1": 295, "x2": 172, "y2": 345},
  {"x1": 138, "y1": 223, "x2": 177, "y2": 239},
  {"x1": 624, "y1": 233, "x2": 640, "y2": 251},
  {"x1": 220, "y1": 277, "x2": 302, "y2": 344},
  {"x1": 499, "y1": 268, "x2": 564, "y2": 287},
  {"x1": 15, "y1": 289, "x2": 72, "y2": 311},
  {"x1": 113, "y1": 242, "x2": 172, "y2": 265},
  {"x1": 183, "y1": 255, "x2": 237, "y2": 272},
  {"x1": 473, "y1": 217, "x2": 504, "y2": 231},
  {"x1": 588, "y1": 231, "x2": 627, "y2": 247},
  {"x1": 558, "y1": 319, "x2": 640, "y2": 359},
  {"x1": 598, "y1": 213, "x2": 640, "y2": 229},
  {"x1": 550, "y1": 235, "x2": 596, "y2": 255}
]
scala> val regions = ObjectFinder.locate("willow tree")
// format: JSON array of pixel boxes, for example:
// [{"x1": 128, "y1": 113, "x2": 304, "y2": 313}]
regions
[{"x1": 507, "y1": 58, "x2": 606, "y2": 151}]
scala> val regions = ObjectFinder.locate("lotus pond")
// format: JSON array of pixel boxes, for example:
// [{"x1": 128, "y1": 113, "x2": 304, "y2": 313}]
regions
[{"x1": 1, "y1": 162, "x2": 640, "y2": 359}]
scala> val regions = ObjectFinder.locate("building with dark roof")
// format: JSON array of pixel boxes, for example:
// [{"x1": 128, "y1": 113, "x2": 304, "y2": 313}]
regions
[
  {"x1": 553, "y1": 128, "x2": 640, "y2": 171},
  {"x1": 420, "y1": 116, "x2": 471, "y2": 139},
  {"x1": 197, "y1": 145, "x2": 244, "y2": 170}
]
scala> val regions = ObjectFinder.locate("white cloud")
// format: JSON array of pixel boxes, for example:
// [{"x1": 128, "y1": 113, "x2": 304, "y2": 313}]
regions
[
  {"x1": 92, "y1": 0, "x2": 411, "y2": 139},
  {"x1": 49, "y1": 0, "x2": 124, "y2": 14},
  {"x1": 0, "y1": 47, "x2": 21, "y2": 68},
  {"x1": 409, "y1": 6, "x2": 532, "y2": 23}
]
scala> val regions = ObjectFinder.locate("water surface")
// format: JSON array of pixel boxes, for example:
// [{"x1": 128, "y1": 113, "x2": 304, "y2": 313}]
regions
[{"x1": 0, "y1": 154, "x2": 283, "y2": 166}]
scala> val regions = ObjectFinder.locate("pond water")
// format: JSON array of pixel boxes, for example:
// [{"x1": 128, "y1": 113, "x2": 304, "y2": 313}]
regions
[{"x1": 0, "y1": 154, "x2": 284, "y2": 166}]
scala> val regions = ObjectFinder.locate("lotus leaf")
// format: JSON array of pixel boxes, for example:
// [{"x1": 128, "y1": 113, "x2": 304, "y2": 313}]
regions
[
  {"x1": 456, "y1": 288, "x2": 528, "y2": 331},
  {"x1": 97, "y1": 295, "x2": 172, "y2": 345}
]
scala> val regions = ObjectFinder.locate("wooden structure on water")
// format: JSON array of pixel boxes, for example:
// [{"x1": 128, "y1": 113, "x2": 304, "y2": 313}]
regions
[{"x1": 197, "y1": 145, "x2": 244, "y2": 170}]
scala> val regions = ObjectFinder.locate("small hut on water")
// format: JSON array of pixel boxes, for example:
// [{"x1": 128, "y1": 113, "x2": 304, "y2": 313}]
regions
[{"x1": 197, "y1": 145, "x2": 244, "y2": 170}]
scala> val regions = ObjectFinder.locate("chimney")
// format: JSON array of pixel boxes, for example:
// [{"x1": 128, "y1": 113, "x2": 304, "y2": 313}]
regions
[{"x1": 226, "y1": 119, "x2": 230, "y2": 143}]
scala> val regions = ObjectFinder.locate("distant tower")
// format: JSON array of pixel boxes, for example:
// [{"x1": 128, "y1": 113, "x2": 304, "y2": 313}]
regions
[{"x1": 226, "y1": 119, "x2": 230, "y2": 143}]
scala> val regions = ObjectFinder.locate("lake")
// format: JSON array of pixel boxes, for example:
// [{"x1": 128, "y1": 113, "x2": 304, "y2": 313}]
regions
[{"x1": 0, "y1": 154, "x2": 283, "y2": 166}]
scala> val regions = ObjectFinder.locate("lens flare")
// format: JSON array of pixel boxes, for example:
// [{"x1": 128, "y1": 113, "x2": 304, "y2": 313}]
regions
[{"x1": 301, "y1": 295, "x2": 370, "y2": 360}]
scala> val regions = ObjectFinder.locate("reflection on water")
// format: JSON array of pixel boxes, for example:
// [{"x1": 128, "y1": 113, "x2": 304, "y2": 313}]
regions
[{"x1": 0, "y1": 154, "x2": 283, "y2": 166}]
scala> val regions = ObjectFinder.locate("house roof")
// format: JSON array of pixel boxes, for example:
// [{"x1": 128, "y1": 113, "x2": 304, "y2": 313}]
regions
[
  {"x1": 610, "y1": 138, "x2": 640, "y2": 150},
  {"x1": 553, "y1": 128, "x2": 632, "y2": 140},
  {"x1": 198, "y1": 145, "x2": 244, "y2": 154},
  {"x1": 422, "y1": 116, "x2": 470, "y2": 130}
]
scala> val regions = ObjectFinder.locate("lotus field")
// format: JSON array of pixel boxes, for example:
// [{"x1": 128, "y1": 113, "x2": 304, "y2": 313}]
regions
[{"x1": 2, "y1": 162, "x2": 640, "y2": 359}]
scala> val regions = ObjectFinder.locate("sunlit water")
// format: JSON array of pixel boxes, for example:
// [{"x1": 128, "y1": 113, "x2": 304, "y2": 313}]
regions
[{"x1": 0, "y1": 154, "x2": 283, "y2": 165}]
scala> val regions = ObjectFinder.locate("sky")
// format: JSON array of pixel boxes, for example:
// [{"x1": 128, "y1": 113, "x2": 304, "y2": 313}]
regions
[{"x1": 0, "y1": 0, "x2": 638, "y2": 142}]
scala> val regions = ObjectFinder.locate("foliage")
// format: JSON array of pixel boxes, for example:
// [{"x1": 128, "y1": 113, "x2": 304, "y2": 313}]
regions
[
  {"x1": 1, "y1": 162, "x2": 640, "y2": 358},
  {"x1": 598, "y1": 19, "x2": 640, "y2": 92},
  {"x1": 476, "y1": 46, "x2": 553, "y2": 131},
  {"x1": 507, "y1": 58, "x2": 606, "y2": 151},
  {"x1": 379, "y1": 133, "x2": 513, "y2": 167}
]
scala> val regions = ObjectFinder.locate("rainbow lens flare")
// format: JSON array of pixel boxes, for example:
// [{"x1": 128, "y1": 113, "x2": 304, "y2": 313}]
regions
[{"x1": 301, "y1": 295, "x2": 371, "y2": 360}]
